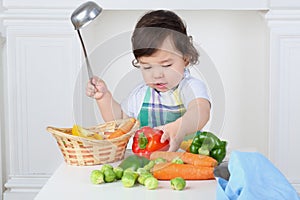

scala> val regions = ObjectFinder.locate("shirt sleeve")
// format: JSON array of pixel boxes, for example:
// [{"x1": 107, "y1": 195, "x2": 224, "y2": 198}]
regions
[
  {"x1": 180, "y1": 77, "x2": 211, "y2": 108},
  {"x1": 120, "y1": 84, "x2": 147, "y2": 118}
]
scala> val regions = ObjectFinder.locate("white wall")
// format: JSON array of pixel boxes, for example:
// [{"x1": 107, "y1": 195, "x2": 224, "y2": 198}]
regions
[
  {"x1": 0, "y1": 35, "x2": 4, "y2": 200},
  {"x1": 80, "y1": 10, "x2": 269, "y2": 156}
]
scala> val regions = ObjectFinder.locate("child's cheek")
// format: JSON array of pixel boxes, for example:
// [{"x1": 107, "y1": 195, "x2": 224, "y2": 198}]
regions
[{"x1": 141, "y1": 71, "x2": 152, "y2": 82}]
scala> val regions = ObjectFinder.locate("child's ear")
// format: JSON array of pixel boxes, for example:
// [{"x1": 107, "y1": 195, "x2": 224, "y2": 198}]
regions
[{"x1": 183, "y1": 56, "x2": 190, "y2": 66}]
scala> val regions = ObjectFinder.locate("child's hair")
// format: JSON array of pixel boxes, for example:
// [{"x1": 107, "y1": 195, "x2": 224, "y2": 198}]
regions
[{"x1": 131, "y1": 10, "x2": 199, "y2": 67}]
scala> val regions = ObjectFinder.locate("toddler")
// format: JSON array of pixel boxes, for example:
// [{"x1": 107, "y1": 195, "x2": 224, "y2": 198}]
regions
[{"x1": 86, "y1": 10, "x2": 211, "y2": 151}]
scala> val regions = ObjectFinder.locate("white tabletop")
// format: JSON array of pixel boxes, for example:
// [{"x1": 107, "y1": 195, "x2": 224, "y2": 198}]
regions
[{"x1": 35, "y1": 154, "x2": 218, "y2": 200}]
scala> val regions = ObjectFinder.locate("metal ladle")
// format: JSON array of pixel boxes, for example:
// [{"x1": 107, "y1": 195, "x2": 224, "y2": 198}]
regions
[{"x1": 71, "y1": 1, "x2": 102, "y2": 81}]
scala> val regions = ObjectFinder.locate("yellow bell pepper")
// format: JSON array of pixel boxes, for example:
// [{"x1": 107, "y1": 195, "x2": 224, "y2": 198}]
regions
[{"x1": 72, "y1": 125, "x2": 103, "y2": 140}]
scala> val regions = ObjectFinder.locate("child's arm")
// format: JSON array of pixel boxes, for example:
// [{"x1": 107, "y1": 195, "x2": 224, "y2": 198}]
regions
[
  {"x1": 160, "y1": 98, "x2": 211, "y2": 152},
  {"x1": 86, "y1": 77, "x2": 128, "y2": 121}
]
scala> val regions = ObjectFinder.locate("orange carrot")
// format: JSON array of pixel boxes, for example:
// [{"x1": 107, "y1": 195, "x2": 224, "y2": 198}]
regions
[
  {"x1": 107, "y1": 118, "x2": 136, "y2": 139},
  {"x1": 119, "y1": 118, "x2": 136, "y2": 133},
  {"x1": 107, "y1": 129, "x2": 125, "y2": 139},
  {"x1": 152, "y1": 162, "x2": 215, "y2": 180},
  {"x1": 150, "y1": 151, "x2": 217, "y2": 167}
]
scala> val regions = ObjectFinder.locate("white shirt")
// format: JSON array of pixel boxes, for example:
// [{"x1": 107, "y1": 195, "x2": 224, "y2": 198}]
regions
[{"x1": 121, "y1": 69, "x2": 210, "y2": 118}]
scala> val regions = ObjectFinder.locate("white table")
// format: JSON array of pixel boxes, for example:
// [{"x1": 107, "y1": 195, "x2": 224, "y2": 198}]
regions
[{"x1": 35, "y1": 154, "x2": 218, "y2": 200}]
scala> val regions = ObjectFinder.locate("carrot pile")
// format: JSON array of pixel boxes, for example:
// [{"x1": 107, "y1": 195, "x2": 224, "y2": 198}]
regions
[
  {"x1": 150, "y1": 151, "x2": 217, "y2": 167},
  {"x1": 150, "y1": 151, "x2": 217, "y2": 180}
]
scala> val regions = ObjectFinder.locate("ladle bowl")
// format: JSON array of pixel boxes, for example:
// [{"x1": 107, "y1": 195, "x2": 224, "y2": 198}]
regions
[
  {"x1": 71, "y1": 1, "x2": 102, "y2": 80},
  {"x1": 71, "y1": 1, "x2": 102, "y2": 30}
]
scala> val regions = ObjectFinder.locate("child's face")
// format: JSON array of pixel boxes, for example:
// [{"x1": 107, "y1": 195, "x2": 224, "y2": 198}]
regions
[{"x1": 138, "y1": 37, "x2": 188, "y2": 92}]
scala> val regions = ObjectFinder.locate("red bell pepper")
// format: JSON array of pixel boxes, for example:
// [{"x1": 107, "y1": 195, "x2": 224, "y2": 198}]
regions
[{"x1": 132, "y1": 126, "x2": 169, "y2": 158}]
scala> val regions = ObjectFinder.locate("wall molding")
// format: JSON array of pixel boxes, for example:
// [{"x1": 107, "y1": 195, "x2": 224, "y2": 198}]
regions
[
  {"x1": 1, "y1": 9, "x2": 73, "y2": 21},
  {"x1": 1, "y1": 0, "x2": 269, "y2": 10},
  {"x1": 0, "y1": 35, "x2": 3, "y2": 197},
  {"x1": 4, "y1": 176, "x2": 48, "y2": 197},
  {"x1": 265, "y1": 10, "x2": 300, "y2": 193},
  {"x1": 266, "y1": 9, "x2": 300, "y2": 21},
  {"x1": 2, "y1": 18, "x2": 82, "y2": 200}
]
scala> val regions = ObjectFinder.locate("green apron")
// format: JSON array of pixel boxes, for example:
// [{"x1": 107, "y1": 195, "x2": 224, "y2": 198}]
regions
[{"x1": 137, "y1": 87, "x2": 196, "y2": 141}]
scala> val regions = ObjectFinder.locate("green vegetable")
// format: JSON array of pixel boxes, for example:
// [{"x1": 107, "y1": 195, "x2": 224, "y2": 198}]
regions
[
  {"x1": 198, "y1": 147, "x2": 210, "y2": 156},
  {"x1": 171, "y1": 157, "x2": 184, "y2": 164},
  {"x1": 170, "y1": 177, "x2": 186, "y2": 190},
  {"x1": 121, "y1": 170, "x2": 139, "y2": 187},
  {"x1": 143, "y1": 160, "x2": 155, "y2": 171},
  {"x1": 113, "y1": 167, "x2": 124, "y2": 180},
  {"x1": 103, "y1": 168, "x2": 116, "y2": 183},
  {"x1": 123, "y1": 168, "x2": 137, "y2": 174},
  {"x1": 137, "y1": 168, "x2": 148, "y2": 175},
  {"x1": 137, "y1": 172, "x2": 153, "y2": 185},
  {"x1": 189, "y1": 131, "x2": 227, "y2": 163},
  {"x1": 101, "y1": 164, "x2": 113, "y2": 172},
  {"x1": 154, "y1": 157, "x2": 167, "y2": 164},
  {"x1": 90, "y1": 170, "x2": 104, "y2": 184},
  {"x1": 118, "y1": 155, "x2": 150, "y2": 171},
  {"x1": 210, "y1": 141, "x2": 227, "y2": 163},
  {"x1": 123, "y1": 168, "x2": 139, "y2": 180},
  {"x1": 144, "y1": 176, "x2": 159, "y2": 190}
]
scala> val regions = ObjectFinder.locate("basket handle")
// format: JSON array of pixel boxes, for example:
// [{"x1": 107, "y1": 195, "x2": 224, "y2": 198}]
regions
[{"x1": 46, "y1": 126, "x2": 69, "y2": 134}]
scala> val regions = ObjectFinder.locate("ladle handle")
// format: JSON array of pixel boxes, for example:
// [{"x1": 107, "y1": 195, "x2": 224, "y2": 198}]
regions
[{"x1": 77, "y1": 30, "x2": 94, "y2": 82}]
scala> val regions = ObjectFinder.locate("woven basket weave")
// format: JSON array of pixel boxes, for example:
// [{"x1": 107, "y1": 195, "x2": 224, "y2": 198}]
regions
[{"x1": 47, "y1": 119, "x2": 139, "y2": 166}]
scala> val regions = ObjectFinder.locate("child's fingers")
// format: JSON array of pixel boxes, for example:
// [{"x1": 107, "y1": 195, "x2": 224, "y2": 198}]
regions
[
  {"x1": 86, "y1": 84, "x2": 95, "y2": 97},
  {"x1": 93, "y1": 78, "x2": 107, "y2": 91},
  {"x1": 86, "y1": 76, "x2": 109, "y2": 100},
  {"x1": 86, "y1": 89, "x2": 93, "y2": 97},
  {"x1": 91, "y1": 76, "x2": 100, "y2": 85},
  {"x1": 168, "y1": 138, "x2": 181, "y2": 152},
  {"x1": 154, "y1": 125, "x2": 165, "y2": 142},
  {"x1": 160, "y1": 130, "x2": 169, "y2": 143},
  {"x1": 167, "y1": 143, "x2": 177, "y2": 152}
]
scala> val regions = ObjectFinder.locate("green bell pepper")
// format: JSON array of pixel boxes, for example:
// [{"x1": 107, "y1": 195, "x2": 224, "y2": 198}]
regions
[{"x1": 189, "y1": 131, "x2": 227, "y2": 163}]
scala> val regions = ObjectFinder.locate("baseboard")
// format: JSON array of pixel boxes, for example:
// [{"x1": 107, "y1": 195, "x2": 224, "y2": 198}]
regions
[
  {"x1": 3, "y1": 176, "x2": 49, "y2": 200},
  {"x1": 3, "y1": 191, "x2": 38, "y2": 200}
]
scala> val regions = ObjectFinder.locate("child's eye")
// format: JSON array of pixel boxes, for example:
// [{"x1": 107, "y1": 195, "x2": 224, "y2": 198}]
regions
[
  {"x1": 162, "y1": 64, "x2": 172, "y2": 68},
  {"x1": 142, "y1": 65, "x2": 152, "y2": 70}
]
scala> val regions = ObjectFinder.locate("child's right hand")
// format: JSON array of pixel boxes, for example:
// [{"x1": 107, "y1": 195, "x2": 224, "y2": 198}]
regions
[{"x1": 86, "y1": 76, "x2": 109, "y2": 100}]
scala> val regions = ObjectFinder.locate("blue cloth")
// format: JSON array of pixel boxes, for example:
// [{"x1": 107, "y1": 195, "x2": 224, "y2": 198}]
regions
[{"x1": 216, "y1": 151, "x2": 300, "y2": 200}]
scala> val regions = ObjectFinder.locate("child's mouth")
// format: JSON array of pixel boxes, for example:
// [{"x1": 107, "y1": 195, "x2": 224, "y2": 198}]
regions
[{"x1": 154, "y1": 83, "x2": 167, "y2": 90}]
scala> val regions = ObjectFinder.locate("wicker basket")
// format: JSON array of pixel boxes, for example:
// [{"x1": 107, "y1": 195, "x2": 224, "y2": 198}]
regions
[{"x1": 47, "y1": 118, "x2": 139, "y2": 166}]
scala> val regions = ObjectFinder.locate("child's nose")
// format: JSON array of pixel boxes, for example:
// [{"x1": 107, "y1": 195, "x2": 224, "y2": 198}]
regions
[{"x1": 152, "y1": 67, "x2": 164, "y2": 79}]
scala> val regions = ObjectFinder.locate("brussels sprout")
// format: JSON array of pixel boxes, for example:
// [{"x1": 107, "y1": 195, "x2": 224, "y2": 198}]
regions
[
  {"x1": 144, "y1": 176, "x2": 159, "y2": 190},
  {"x1": 143, "y1": 160, "x2": 155, "y2": 171},
  {"x1": 123, "y1": 168, "x2": 137, "y2": 175},
  {"x1": 137, "y1": 172, "x2": 153, "y2": 185},
  {"x1": 170, "y1": 177, "x2": 186, "y2": 190},
  {"x1": 113, "y1": 167, "x2": 124, "y2": 180},
  {"x1": 90, "y1": 170, "x2": 104, "y2": 184},
  {"x1": 137, "y1": 168, "x2": 148, "y2": 175},
  {"x1": 121, "y1": 173, "x2": 138, "y2": 188},
  {"x1": 171, "y1": 157, "x2": 184, "y2": 164},
  {"x1": 103, "y1": 168, "x2": 116, "y2": 183},
  {"x1": 101, "y1": 164, "x2": 113, "y2": 172},
  {"x1": 121, "y1": 168, "x2": 139, "y2": 187},
  {"x1": 154, "y1": 157, "x2": 167, "y2": 164}
]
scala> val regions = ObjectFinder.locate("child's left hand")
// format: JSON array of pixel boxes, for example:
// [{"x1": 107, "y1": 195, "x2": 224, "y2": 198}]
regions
[{"x1": 156, "y1": 123, "x2": 185, "y2": 152}]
